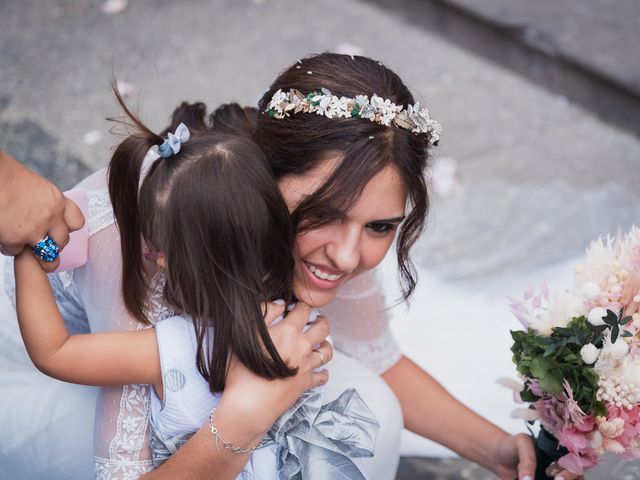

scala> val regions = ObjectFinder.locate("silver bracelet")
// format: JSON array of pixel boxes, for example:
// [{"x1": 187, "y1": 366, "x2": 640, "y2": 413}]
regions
[{"x1": 209, "y1": 407, "x2": 267, "y2": 455}]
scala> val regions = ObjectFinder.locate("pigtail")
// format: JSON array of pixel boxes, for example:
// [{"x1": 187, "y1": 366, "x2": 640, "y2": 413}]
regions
[
  {"x1": 209, "y1": 103, "x2": 257, "y2": 137},
  {"x1": 161, "y1": 101, "x2": 209, "y2": 137},
  {"x1": 107, "y1": 85, "x2": 162, "y2": 323}
]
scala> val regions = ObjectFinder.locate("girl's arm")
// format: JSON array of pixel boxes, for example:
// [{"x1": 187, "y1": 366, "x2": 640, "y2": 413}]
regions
[{"x1": 14, "y1": 251, "x2": 161, "y2": 389}]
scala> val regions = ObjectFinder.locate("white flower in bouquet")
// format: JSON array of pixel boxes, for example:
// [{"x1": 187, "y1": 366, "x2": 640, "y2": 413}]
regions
[
  {"x1": 618, "y1": 356, "x2": 640, "y2": 402},
  {"x1": 575, "y1": 236, "x2": 619, "y2": 300},
  {"x1": 580, "y1": 343, "x2": 600, "y2": 364},
  {"x1": 527, "y1": 308, "x2": 557, "y2": 337},
  {"x1": 618, "y1": 226, "x2": 640, "y2": 273},
  {"x1": 587, "y1": 307, "x2": 608, "y2": 326},
  {"x1": 595, "y1": 333, "x2": 629, "y2": 374},
  {"x1": 550, "y1": 289, "x2": 587, "y2": 328},
  {"x1": 581, "y1": 281, "x2": 602, "y2": 301}
]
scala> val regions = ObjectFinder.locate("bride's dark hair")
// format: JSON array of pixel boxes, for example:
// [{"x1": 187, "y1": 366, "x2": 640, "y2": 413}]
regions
[
  {"x1": 107, "y1": 89, "x2": 296, "y2": 392},
  {"x1": 212, "y1": 53, "x2": 433, "y2": 301}
]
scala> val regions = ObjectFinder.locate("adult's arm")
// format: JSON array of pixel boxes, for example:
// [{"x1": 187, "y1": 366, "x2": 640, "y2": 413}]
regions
[
  {"x1": 0, "y1": 151, "x2": 84, "y2": 269},
  {"x1": 322, "y1": 268, "x2": 574, "y2": 480},
  {"x1": 382, "y1": 356, "x2": 581, "y2": 480}
]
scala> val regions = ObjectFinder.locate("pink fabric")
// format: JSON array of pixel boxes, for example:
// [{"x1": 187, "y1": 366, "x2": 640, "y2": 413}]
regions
[{"x1": 56, "y1": 189, "x2": 89, "y2": 273}]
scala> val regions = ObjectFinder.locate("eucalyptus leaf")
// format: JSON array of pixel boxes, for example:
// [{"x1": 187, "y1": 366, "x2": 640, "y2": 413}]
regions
[
  {"x1": 620, "y1": 316, "x2": 633, "y2": 326},
  {"x1": 612, "y1": 325, "x2": 620, "y2": 344},
  {"x1": 621, "y1": 331, "x2": 633, "y2": 338}
]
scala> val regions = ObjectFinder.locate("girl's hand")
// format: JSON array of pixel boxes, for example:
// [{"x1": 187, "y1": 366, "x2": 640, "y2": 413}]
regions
[
  {"x1": 491, "y1": 433, "x2": 584, "y2": 480},
  {"x1": 220, "y1": 301, "x2": 332, "y2": 435}
]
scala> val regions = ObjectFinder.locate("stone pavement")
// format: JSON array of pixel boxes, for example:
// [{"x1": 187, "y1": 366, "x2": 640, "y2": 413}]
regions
[
  {"x1": 1, "y1": 0, "x2": 639, "y2": 478},
  {"x1": 370, "y1": 0, "x2": 640, "y2": 133}
]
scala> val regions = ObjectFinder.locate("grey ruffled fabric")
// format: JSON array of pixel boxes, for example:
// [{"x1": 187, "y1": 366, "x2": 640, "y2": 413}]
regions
[
  {"x1": 149, "y1": 388, "x2": 379, "y2": 479},
  {"x1": 265, "y1": 388, "x2": 380, "y2": 480}
]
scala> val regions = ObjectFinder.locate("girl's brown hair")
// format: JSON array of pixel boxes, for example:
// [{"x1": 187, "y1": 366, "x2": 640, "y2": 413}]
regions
[
  {"x1": 108, "y1": 90, "x2": 296, "y2": 392},
  {"x1": 219, "y1": 53, "x2": 432, "y2": 301}
]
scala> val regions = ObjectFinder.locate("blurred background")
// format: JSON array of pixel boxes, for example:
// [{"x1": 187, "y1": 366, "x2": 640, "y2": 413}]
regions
[{"x1": 1, "y1": 0, "x2": 639, "y2": 478}]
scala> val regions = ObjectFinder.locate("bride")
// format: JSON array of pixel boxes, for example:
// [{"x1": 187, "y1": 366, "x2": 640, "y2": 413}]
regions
[{"x1": 0, "y1": 53, "x2": 555, "y2": 480}]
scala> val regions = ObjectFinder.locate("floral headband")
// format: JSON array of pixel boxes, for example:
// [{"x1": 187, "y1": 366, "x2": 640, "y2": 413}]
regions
[{"x1": 265, "y1": 88, "x2": 441, "y2": 146}]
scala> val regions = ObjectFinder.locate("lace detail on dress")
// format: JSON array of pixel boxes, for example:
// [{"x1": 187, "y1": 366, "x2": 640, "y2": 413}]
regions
[
  {"x1": 93, "y1": 272, "x2": 174, "y2": 479},
  {"x1": 96, "y1": 382, "x2": 154, "y2": 480},
  {"x1": 322, "y1": 269, "x2": 403, "y2": 374},
  {"x1": 87, "y1": 189, "x2": 115, "y2": 236},
  {"x1": 144, "y1": 271, "x2": 175, "y2": 324},
  {"x1": 95, "y1": 454, "x2": 153, "y2": 480},
  {"x1": 332, "y1": 327, "x2": 402, "y2": 374}
]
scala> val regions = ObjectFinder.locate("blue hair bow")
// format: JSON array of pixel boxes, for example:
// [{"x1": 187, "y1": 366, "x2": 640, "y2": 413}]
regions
[{"x1": 157, "y1": 123, "x2": 191, "y2": 158}]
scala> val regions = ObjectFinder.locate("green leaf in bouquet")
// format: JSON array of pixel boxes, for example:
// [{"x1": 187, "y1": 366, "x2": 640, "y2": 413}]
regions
[
  {"x1": 611, "y1": 324, "x2": 620, "y2": 343},
  {"x1": 620, "y1": 316, "x2": 633, "y2": 326},
  {"x1": 621, "y1": 331, "x2": 634, "y2": 337},
  {"x1": 592, "y1": 334, "x2": 605, "y2": 348},
  {"x1": 604, "y1": 309, "x2": 619, "y2": 327},
  {"x1": 594, "y1": 400, "x2": 608, "y2": 417},
  {"x1": 530, "y1": 357, "x2": 564, "y2": 395},
  {"x1": 520, "y1": 387, "x2": 540, "y2": 403}
]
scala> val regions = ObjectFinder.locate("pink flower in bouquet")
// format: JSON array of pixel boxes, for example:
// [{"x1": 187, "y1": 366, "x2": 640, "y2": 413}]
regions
[
  {"x1": 509, "y1": 226, "x2": 640, "y2": 476},
  {"x1": 558, "y1": 450, "x2": 598, "y2": 475},
  {"x1": 536, "y1": 397, "x2": 565, "y2": 434},
  {"x1": 556, "y1": 427, "x2": 590, "y2": 453}
]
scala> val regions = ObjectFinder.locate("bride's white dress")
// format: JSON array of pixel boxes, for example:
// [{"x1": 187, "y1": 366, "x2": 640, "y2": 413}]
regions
[
  {"x1": 3, "y1": 164, "x2": 640, "y2": 479},
  {"x1": 0, "y1": 167, "x2": 403, "y2": 480}
]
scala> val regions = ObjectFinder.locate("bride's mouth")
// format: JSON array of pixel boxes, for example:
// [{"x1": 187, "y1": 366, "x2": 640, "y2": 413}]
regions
[{"x1": 302, "y1": 261, "x2": 346, "y2": 288}]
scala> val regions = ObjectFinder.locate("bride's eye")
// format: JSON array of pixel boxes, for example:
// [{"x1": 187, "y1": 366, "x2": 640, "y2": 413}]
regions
[{"x1": 367, "y1": 222, "x2": 396, "y2": 235}]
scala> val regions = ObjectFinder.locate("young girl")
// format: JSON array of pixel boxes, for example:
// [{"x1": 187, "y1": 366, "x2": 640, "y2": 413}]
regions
[{"x1": 13, "y1": 94, "x2": 378, "y2": 478}]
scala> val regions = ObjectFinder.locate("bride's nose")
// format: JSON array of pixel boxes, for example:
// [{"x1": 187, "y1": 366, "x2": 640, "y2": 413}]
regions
[{"x1": 325, "y1": 225, "x2": 361, "y2": 273}]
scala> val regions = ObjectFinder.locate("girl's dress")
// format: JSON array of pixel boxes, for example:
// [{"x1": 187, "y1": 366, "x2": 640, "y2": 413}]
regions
[
  {"x1": 0, "y1": 164, "x2": 404, "y2": 480},
  {"x1": 149, "y1": 315, "x2": 378, "y2": 479}
]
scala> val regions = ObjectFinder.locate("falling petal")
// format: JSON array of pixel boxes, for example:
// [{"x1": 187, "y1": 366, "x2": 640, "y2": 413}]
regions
[
  {"x1": 83, "y1": 130, "x2": 104, "y2": 146},
  {"x1": 101, "y1": 0, "x2": 128, "y2": 14},
  {"x1": 335, "y1": 43, "x2": 364, "y2": 56},
  {"x1": 430, "y1": 157, "x2": 458, "y2": 197}
]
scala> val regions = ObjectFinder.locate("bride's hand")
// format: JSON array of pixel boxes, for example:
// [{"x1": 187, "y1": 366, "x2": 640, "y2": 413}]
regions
[
  {"x1": 492, "y1": 433, "x2": 584, "y2": 480},
  {"x1": 220, "y1": 301, "x2": 332, "y2": 435}
]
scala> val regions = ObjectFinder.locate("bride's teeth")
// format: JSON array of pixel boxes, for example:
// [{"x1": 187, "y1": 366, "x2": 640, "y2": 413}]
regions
[{"x1": 306, "y1": 263, "x2": 342, "y2": 282}]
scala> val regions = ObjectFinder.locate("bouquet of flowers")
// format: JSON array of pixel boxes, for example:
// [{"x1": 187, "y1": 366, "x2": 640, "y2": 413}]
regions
[{"x1": 507, "y1": 227, "x2": 640, "y2": 478}]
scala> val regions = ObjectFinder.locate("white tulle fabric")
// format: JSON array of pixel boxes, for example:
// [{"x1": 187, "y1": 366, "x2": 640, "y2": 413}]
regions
[{"x1": 6, "y1": 165, "x2": 400, "y2": 479}]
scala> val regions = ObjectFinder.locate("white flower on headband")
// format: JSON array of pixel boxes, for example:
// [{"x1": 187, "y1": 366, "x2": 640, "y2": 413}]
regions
[
  {"x1": 265, "y1": 88, "x2": 441, "y2": 146},
  {"x1": 157, "y1": 122, "x2": 191, "y2": 158}
]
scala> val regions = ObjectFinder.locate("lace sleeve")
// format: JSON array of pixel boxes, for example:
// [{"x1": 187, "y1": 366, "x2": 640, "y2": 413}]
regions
[
  {"x1": 69, "y1": 168, "x2": 173, "y2": 479},
  {"x1": 321, "y1": 268, "x2": 402, "y2": 374}
]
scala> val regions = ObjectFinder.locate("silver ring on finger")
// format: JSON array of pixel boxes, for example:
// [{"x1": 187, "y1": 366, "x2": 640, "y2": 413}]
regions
[{"x1": 312, "y1": 348, "x2": 325, "y2": 366}]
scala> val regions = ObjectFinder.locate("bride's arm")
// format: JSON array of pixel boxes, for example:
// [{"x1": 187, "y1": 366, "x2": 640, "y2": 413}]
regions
[
  {"x1": 382, "y1": 356, "x2": 537, "y2": 480},
  {"x1": 324, "y1": 268, "x2": 542, "y2": 480}
]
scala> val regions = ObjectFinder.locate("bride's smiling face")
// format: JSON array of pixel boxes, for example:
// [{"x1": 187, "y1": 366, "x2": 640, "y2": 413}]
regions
[{"x1": 278, "y1": 155, "x2": 408, "y2": 307}]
